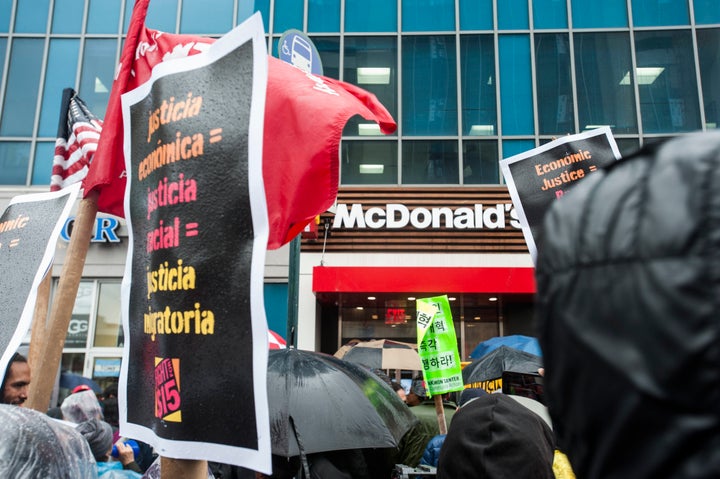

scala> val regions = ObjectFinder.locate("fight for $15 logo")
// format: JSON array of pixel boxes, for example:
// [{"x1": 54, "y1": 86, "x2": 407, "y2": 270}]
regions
[{"x1": 155, "y1": 357, "x2": 182, "y2": 422}]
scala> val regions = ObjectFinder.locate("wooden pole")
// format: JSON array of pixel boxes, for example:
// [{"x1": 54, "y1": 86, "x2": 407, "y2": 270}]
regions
[
  {"x1": 26, "y1": 192, "x2": 98, "y2": 412},
  {"x1": 27, "y1": 273, "x2": 52, "y2": 374},
  {"x1": 161, "y1": 457, "x2": 208, "y2": 479},
  {"x1": 433, "y1": 395, "x2": 448, "y2": 435}
]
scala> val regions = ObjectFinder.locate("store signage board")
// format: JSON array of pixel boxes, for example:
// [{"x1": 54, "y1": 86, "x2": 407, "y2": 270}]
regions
[
  {"x1": 416, "y1": 295, "x2": 464, "y2": 395},
  {"x1": 500, "y1": 127, "x2": 621, "y2": 263},
  {"x1": 119, "y1": 14, "x2": 270, "y2": 472},
  {"x1": 0, "y1": 183, "x2": 80, "y2": 386}
]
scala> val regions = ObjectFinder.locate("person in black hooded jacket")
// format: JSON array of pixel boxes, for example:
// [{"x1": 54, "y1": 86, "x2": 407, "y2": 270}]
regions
[{"x1": 535, "y1": 131, "x2": 720, "y2": 479}]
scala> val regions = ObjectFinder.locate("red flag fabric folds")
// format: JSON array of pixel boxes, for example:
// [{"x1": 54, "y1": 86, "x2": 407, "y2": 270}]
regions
[
  {"x1": 50, "y1": 88, "x2": 103, "y2": 192},
  {"x1": 82, "y1": 1, "x2": 396, "y2": 248}
]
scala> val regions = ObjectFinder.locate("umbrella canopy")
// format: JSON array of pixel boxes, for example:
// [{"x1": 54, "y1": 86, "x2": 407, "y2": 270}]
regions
[
  {"x1": 59, "y1": 372, "x2": 102, "y2": 394},
  {"x1": 463, "y1": 346, "x2": 543, "y2": 392},
  {"x1": 268, "y1": 348, "x2": 417, "y2": 457},
  {"x1": 470, "y1": 335, "x2": 543, "y2": 359},
  {"x1": 334, "y1": 339, "x2": 422, "y2": 371}
]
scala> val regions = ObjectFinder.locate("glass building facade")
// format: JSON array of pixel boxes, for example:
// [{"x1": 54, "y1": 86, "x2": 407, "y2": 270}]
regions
[{"x1": 0, "y1": 0, "x2": 717, "y2": 189}]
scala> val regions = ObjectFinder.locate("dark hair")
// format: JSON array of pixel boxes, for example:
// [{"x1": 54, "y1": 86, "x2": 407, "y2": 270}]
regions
[
  {"x1": 2, "y1": 353, "x2": 28, "y2": 392},
  {"x1": 102, "y1": 396, "x2": 119, "y2": 427},
  {"x1": 391, "y1": 382, "x2": 404, "y2": 392}
]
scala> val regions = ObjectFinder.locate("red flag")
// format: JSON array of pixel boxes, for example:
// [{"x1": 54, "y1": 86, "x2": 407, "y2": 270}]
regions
[
  {"x1": 50, "y1": 88, "x2": 103, "y2": 191},
  {"x1": 83, "y1": 6, "x2": 397, "y2": 248}
]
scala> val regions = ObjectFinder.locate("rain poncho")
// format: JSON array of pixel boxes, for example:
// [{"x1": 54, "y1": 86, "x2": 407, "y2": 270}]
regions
[
  {"x1": 61, "y1": 389, "x2": 103, "y2": 423},
  {"x1": 0, "y1": 404, "x2": 97, "y2": 478},
  {"x1": 536, "y1": 131, "x2": 720, "y2": 478}
]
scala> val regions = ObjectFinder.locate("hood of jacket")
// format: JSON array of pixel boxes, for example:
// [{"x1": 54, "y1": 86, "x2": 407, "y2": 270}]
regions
[{"x1": 535, "y1": 131, "x2": 720, "y2": 479}]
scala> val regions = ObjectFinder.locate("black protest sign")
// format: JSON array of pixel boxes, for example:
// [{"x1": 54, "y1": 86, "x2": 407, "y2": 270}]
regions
[
  {"x1": 500, "y1": 127, "x2": 621, "y2": 262},
  {"x1": 119, "y1": 17, "x2": 271, "y2": 472},
  {"x1": 0, "y1": 184, "x2": 80, "y2": 382}
]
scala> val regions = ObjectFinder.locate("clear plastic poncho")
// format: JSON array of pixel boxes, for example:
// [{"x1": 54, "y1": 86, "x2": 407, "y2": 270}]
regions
[{"x1": 0, "y1": 404, "x2": 97, "y2": 478}]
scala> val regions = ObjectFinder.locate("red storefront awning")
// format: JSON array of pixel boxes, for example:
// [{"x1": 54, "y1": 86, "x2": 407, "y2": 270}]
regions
[{"x1": 312, "y1": 266, "x2": 536, "y2": 294}]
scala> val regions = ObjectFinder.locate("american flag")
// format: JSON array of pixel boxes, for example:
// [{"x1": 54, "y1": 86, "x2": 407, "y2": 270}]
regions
[{"x1": 50, "y1": 88, "x2": 103, "y2": 191}]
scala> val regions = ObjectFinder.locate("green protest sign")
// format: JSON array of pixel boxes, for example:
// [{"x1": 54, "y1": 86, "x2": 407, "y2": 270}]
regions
[{"x1": 416, "y1": 295, "x2": 464, "y2": 395}]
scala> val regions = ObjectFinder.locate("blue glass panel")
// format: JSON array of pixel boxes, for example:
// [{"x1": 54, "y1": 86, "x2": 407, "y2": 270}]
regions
[
  {"x1": 402, "y1": 36, "x2": 458, "y2": 135},
  {"x1": 462, "y1": 140, "x2": 499, "y2": 184},
  {"x1": 533, "y1": 0, "x2": 567, "y2": 29},
  {"x1": 15, "y1": 0, "x2": 50, "y2": 33},
  {"x1": 146, "y1": 0, "x2": 178, "y2": 32},
  {"x1": 32, "y1": 141, "x2": 54, "y2": 186},
  {"x1": 402, "y1": 0, "x2": 455, "y2": 32},
  {"x1": 402, "y1": 140, "x2": 459, "y2": 184},
  {"x1": 571, "y1": 0, "x2": 627, "y2": 28},
  {"x1": 51, "y1": 0, "x2": 84, "y2": 34},
  {"x1": 498, "y1": 0, "x2": 528, "y2": 29},
  {"x1": 181, "y1": 0, "x2": 232, "y2": 34},
  {"x1": 309, "y1": 0, "x2": 340, "y2": 32},
  {"x1": 341, "y1": 140, "x2": 399, "y2": 184},
  {"x1": 87, "y1": 0, "x2": 121, "y2": 33},
  {"x1": 264, "y1": 283, "x2": 289, "y2": 340},
  {"x1": 460, "y1": 0, "x2": 493, "y2": 30},
  {"x1": 635, "y1": 30, "x2": 700, "y2": 133},
  {"x1": 694, "y1": 0, "x2": 720, "y2": 24},
  {"x1": 499, "y1": 35, "x2": 533, "y2": 135},
  {"x1": 123, "y1": 0, "x2": 134, "y2": 32},
  {"x1": 310, "y1": 36, "x2": 340, "y2": 79},
  {"x1": 238, "y1": 0, "x2": 270, "y2": 32},
  {"x1": 574, "y1": 32, "x2": 637, "y2": 133},
  {"x1": 0, "y1": 38, "x2": 6, "y2": 80},
  {"x1": 0, "y1": 39, "x2": 44, "y2": 136},
  {"x1": 697, "y1": 29, "x2": 719, "y2": 130},
  {"x1": 343, "y1": 37, "x2": 397, "y2": 136},
  {"x1": 0, "y1": 142, "x2": 30, "y2": 185},
  {"x1": 615, "y1": 138, "x2": 640, "y2": 157},
  {"x1": 632, "y1": 0, "x2": 688, "y2": 26},
  {"x1": 271, "y1": 37, "x2": 279, "y2": 58},
  {"x1": 78, "y1": 39, "x2": 116, "y2": 118},
  {"x1": 461, "y1": 35, "x2": 497, "y2": 136},
  {"x1": 502, "y1": 140, "x2": 535, "y2": 160},
  {"x1": 346, "y1": 0, "x2": 397, "y2": 32},
  {"x1": 39, "y1": 39, "x2": 80, "y2": 137},
  {"x1": 274, "y1": 0, "x2": 303, "y2": 33},
  {"x1": 0, "y1": 0, "x2": 11, "y2": 32},
  {"x1": 535, "y1": 34, "x2": 574, "y2": 135}
]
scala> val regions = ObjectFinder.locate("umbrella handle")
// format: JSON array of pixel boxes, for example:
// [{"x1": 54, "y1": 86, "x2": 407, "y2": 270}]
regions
[{"x1": 289, "y1": 416, "x2": 311, "y2": 478}]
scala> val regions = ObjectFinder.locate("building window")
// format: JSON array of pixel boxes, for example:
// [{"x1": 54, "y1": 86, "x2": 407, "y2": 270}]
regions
[
  {"x1": 402, "y1": 35, "x2": 458, "y2": 136},
  {"x1": 535, "y1": 34, "x2": 574, "y2": 136},
  {"x1": 635, "y1": 30, "x2": 701, "y2": 134},
  {"x1": 460, "y1": 34, "x2": 497, "y2": 137},
  {"x1": 697, "y1": 29, "x2": 720, "y2": 130},
  {"x1": 341, "y1": 140, "x2": 398, "y2": 184},
  {"x1": 574, "y1": 32, "x2": 637, "y2": 134},
  {"x1": 402, "y1": 139, "x2": 459, "y2": 184}
]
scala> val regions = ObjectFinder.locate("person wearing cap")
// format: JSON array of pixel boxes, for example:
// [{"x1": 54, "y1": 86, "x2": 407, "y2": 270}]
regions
[
  {"x1": 535, "y1": 131, "x2": 720, "y2": 478},
  {"x1": 76, "y1": 418, "x2": 142, "y2": 478}
]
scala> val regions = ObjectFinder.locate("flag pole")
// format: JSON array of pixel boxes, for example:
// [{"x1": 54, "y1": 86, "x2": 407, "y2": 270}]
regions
[{"x1": 26, "y1": 191, "x2": 98, "y2": 412}]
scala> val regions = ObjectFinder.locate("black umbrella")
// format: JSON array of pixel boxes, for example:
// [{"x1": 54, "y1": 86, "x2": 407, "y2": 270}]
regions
[
  {"x1": 59, "y1": 371, "x2": 102, "y2": 394},
  {"x1": 463, "y1": 345, "x2": 543, "y2": 392},
  {"x1": 268, "y1": 348, "x2": 417, "y2": 458}
]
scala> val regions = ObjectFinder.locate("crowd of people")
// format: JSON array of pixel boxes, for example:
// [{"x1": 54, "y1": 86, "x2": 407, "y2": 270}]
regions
[{"x1": 2, "y1": 131, "x2": 720, "y2": 477}]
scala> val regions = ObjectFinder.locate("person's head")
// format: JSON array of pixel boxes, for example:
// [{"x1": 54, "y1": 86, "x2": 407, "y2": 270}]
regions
[
  {"x1": 102, "y1": 396, "x2": 119, "y2": 427},
  {"x1": 102, "y1": 383, "x2": 118, "y2": 399},
  {"x1": 457, "y1": 387, "x2": 487, "y2": 408},
  {"x1": 76, "y1": 418, "x2": 114, "y2": 462},
  {"x1": 536, "y1": 131, "x2": 720, "y2": 478},
  {"x1": 61, "y1": 389, "x2": 103, "y2": 424},
  {"x1": 436, "y1": 394, "x2": 555, "y2": 479},
  {"x1": 391, "y1": 381, "x2": 407, "y2": 403},
  {"x1": 406, "y1": 378, "x2": 427, "y2": 406},
  {"x1": 2, "y1": 353, "x2": 30, "y2": 406}
]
